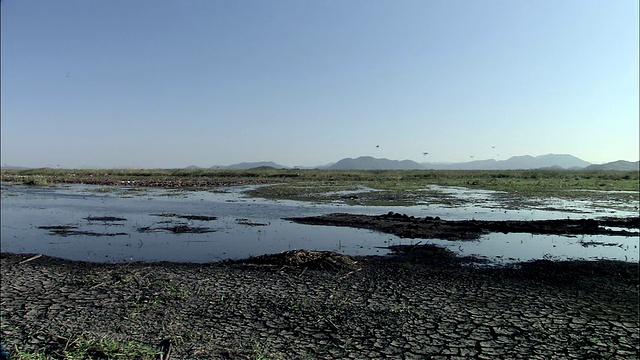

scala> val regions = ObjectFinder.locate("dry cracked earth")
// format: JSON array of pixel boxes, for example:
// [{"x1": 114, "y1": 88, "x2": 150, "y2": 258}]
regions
[{"x1": 1, "y1": 250, "x2": 638, "y2": 359}]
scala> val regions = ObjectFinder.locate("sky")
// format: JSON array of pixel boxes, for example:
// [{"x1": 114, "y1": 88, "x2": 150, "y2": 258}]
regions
[{"x1": 1, "y1": 0, "x2": 638, "y2": 169}]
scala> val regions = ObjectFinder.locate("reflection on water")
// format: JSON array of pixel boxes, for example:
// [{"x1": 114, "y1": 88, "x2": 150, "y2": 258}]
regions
[
  {"x1": 1, "y1": 183, "x2": 638, "y2": 264},
  {"x1": 420, "y1": 233, "x2": 638, "y2": 265}
]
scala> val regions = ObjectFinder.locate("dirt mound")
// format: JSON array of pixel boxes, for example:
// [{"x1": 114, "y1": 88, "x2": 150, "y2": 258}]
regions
[{"x1": 240, "y1": 250, "x2": 360, "y2": 271}]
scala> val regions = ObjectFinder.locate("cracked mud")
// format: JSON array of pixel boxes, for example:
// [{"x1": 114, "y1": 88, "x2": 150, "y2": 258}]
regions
[{"x1": 1, "y1": 251, "x2": 637, "y2": 359}]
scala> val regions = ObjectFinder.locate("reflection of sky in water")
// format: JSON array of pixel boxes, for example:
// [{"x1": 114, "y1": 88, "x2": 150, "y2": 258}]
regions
[
  {"x1": 423, "y1": 185, "x2": 638, "y2": 216},
  {"x1": 1, "y1": 183, "x2": 638, "y2": 264},
  {"x1": 418, "y1": 233, "x2": 639, "y2": 265}
]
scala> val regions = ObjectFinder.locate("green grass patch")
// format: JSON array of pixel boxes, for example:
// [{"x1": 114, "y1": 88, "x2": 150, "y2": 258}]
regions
[{"x1": 10, "y1": 333, "x2": 161, "y2": 360}]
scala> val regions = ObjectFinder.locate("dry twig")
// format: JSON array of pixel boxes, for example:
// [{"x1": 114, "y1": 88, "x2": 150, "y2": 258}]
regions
[{"x1": 18, "y1": 254, "x2": 42, "y2": 265}]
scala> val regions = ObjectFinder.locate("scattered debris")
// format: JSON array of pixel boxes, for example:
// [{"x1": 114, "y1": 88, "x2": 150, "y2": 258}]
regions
[
  {"x1": 579, "y1": 241, "x2": 620, "y2": 247},
  {"x1": 18, "y1": 254, "x2": 42, "y2": 265},
  {"x1": 239, "y1": 250, "x2": 360, "y2": 271}
]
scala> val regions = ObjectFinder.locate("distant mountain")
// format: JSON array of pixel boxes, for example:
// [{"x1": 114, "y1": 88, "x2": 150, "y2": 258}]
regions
[
  {"x1": 0, "y1": 165, "x2": 31, "y2": 170},
  {"x1": 9, "y1": 154, "x2": 633, "y2": 171},
  {"x1": 423, "y1": 159, "x2": 500, "y2": 170},
  {"x1": 584, "y1": 160, "x2": 639, "y2": 171},
  {"x1": 212, "y1": 161, "x2": 288, "y2": 170},
  {"x1": 423, "y1": 154, "x2": 592, "y2": 170},
  {"x1": 326, "y1": 156, "x2": 424, "y2": 170}
]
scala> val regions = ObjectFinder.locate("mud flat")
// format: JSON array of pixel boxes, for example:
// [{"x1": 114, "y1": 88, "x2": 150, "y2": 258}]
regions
[
  {"x1": 1, "y1": 251, "x2": 638, "y2": 359},
  {"x1": 287, "y1": 212, "x2": 640, "y2": 240}
]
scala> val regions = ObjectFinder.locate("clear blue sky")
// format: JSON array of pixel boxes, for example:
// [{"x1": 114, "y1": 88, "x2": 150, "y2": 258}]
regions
[{"x1": 1, "y1": 0, "x2": 638, "y2": 168}]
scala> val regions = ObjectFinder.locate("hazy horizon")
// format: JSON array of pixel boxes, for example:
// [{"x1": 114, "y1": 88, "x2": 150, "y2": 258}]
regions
[
  {"x1": 2, "y1": 153, "x2": 637, "y2": 170},
  {"x1": 2, "y1": 1, "x2": 638, "y2": 169}
]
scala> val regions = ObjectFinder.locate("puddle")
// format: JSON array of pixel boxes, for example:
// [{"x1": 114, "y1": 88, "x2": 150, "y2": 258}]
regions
[
  {"x1": 407, "y1": 233, "x2": 639, "y2": 266},
  {"x1": 423, "y1": 185, "x2": 638, "y2": 214},
  {"x1": 1, "y1": 183, "x2": 638, "y2": 264}
]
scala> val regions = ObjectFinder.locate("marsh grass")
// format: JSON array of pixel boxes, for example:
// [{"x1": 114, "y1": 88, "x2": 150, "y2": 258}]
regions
[
  {"x1": 2, "y1": 169, "x2": 638, "y2": 206},
  {"x1": 22, "y1": 177, "x2": 49, "y2": 186}
]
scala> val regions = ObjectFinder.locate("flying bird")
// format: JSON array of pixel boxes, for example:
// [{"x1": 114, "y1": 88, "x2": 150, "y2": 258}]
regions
[{"x1": 422, "y1": 152, "x2": 429, "y2": 156}]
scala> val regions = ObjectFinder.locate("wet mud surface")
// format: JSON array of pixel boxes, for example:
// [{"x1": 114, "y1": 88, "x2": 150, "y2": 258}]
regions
[
  {"x1": 1, "y1": 252, "x2": 638, "y2": 359},
  {"x1": 37, "y1": 226, "x2": 129, "y2": 237},
  {"x1": 287, "y1": 212, "x2": 640, "y2": 240},
  {"x1": 137, "y1": 224, "x2": 217, "y2": 234},
  {"x1": 235, "y1": 218, "x2": 270, "y2": 227},
  {"x1": 38, "y1": 212, "x2": 222, "y2": 237}
]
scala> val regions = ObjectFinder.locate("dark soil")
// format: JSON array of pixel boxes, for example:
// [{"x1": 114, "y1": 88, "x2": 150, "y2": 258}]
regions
[
  {"x1": 286, "y1": 212, "x2": 640, "y2": 240},
  {"x1": 137, "y1": 225, "x2": 216, "y2": 234},
  {"x1": 235, "y1": 218, "x2": 269, "y2": 227},
  {"x1": 37, "y1": 226, "x2": 129, "y2": 237},
  {"x1": 1, "y1": 251, "x2": 638, "y2": 359}
]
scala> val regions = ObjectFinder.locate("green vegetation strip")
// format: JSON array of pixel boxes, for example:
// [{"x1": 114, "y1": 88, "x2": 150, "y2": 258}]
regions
[{"x1": 2, "y1": 169, "x2": 638, "y2": 205}]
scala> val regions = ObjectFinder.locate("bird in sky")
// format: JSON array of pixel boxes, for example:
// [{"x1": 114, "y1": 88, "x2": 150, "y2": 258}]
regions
[{"x1": 423, "y1": 152, "x2": 429, "y2": 156}]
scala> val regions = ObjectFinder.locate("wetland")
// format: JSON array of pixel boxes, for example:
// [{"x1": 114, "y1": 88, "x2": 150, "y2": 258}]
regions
[{"x1": 1, "y1": 169, "x2": 638, "y2": 359}]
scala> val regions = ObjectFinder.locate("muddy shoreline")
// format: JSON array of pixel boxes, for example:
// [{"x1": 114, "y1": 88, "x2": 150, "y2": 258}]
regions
[
  {"x1": 287, "y1": 212, "x2": 640, "y2": 241},
  {"x1": 1, "y1": 251, "x2": 638, "y2": 359}
]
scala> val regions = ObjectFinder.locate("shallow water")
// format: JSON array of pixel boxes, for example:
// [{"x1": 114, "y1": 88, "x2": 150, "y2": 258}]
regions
[{"x1": 1, "y1": 183, "x2": 638, "y2": 264}]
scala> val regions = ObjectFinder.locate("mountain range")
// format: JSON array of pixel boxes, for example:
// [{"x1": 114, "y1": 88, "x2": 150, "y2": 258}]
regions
[
  {"x1": 421, "y1": 154, "x2": 593, "y2": 170},
  {"x1": 3, "y1": 155, "x2": 638, "y2": 171},
  {"x1": 206, "y1": 161, "x2": 287, "y2": 170},
  {"x1": 583, "y1": 160, "x2": 640, "y2": 171},
  {"x1": 204, "y1": 154, "x2": 637, "y2": 171}
]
